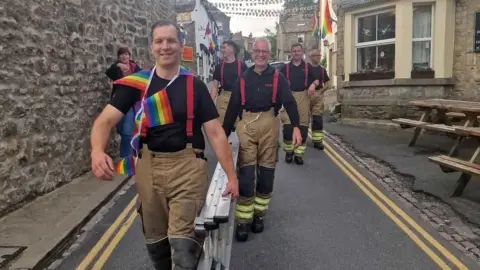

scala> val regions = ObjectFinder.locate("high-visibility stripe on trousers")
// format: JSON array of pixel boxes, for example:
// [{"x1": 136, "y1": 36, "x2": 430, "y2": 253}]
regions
[
  {"x1": 280, "y1": 90, "x2": 310, "y2": 157},
  {"x1": 310, "y1": 90, "x2": 325, "y2": 144},
  {"x1": 235, "y1": 109, "x2": 278, "y2": 223}
]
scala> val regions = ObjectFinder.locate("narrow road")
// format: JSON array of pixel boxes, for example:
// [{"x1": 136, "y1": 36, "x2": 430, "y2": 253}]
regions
[{"x1": 51, "y1": 137, "x2": 477, "y2": 270}]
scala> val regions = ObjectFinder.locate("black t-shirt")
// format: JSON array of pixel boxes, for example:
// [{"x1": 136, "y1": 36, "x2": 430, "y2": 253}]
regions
[
  {"x1": 109, "y1": 72, "x2": 219, "y2": 152},
  {"x1": 308, "y1": 64, "x2": 330, "y2": 90},
  {"x1": 279, "y1": 60, "x2": 310, "y2": 92},
  {"x1": 213, "y1": 60, "x2": 248, "y2": 91},
  {"x1": 222, "y1": 65, "x2": 301, "y2": 137}
]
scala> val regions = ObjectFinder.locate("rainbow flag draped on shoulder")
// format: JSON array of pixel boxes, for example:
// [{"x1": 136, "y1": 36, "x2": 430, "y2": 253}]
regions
[{"x1": 112, "y1": 66, "x2": 194, "y2": 176}]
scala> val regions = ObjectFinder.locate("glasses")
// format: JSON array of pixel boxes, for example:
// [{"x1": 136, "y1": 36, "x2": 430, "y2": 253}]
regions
[{"x1": 253, "y1": 49, "x2": 270, "y2": 55}]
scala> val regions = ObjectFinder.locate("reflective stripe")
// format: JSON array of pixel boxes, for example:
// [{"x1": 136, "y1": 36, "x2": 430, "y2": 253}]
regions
[
  {"x1": 294, "y1": 144, "x2": 306, "y2": 155},
  {"x1": 282, "y1": 140, "x2": 294, "y2": 151},
  {"x1": 236, "y1": 203, "x2": 254, "y2": 220},
  {"x1": 254, "y1": 196, "x2": 271, "y2": 206},
  {"x1": 236, "y1": 211, "x2": 254, "y2": 220},
  {"x1": 311, "y1": 131, "x2": 324, "y2": 142},
  {"x1": 236, "y1": 203, "x2": 254, "y2": 212}
]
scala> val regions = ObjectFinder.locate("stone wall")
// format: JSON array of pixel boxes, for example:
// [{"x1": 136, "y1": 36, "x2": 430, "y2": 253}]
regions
[
  {"x1": 453, "y1": 0, "x2": 480, "y2": 100},
  {"x1": 182, "y1": 22, "x2": 197, "y2": 73},
  {"x1": 0, "y1": 0, "x2": 174, "y2": 215}
]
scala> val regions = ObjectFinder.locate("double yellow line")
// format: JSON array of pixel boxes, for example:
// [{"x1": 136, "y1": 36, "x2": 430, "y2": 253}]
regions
[
  {"x1": 321, "y1": 137, "x2": 468, "y2": 270},
  {"x1": 76, "y1": 195, "x2": 139, "y2": 270}
]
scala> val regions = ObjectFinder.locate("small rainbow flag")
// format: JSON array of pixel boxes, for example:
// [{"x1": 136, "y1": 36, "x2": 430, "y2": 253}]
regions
[
  {"x1": 115, "y1": 155, "x2": 135, "y2": 176},
  {"x1": 144, "y1": 89, "x2": 174, "y2": 127},
  {"x1": 113, "y1": 69, "x2": 150, "y2": 90}
]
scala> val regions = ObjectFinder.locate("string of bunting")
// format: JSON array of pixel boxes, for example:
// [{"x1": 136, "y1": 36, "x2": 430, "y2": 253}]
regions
[{"x1": 204, "y1": 0, "x2": 318, "y2": 18}]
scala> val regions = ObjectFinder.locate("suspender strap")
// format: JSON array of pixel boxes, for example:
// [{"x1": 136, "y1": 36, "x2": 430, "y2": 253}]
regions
[
  {"x1": 220, "y1": 62, "x2": 224, "y2": 86},
  {"x1": 240, "y1": 76, "x2": 246, "y2": 106},
  {"x1": 186, "y1": 76, "x2": 194, "y2": 139},
  {"x1": 272, "y1": 71, "x2": 279, "y2": 103},
  {"x1": 286, "y1": 63, "x2": 290, "y2": 84},
  {"x1": 240, "y1": 72, "x2": 278, "y2": 106},
  {"x1": 304, "y1": 62, "x2": 308, "y2": 88},
  {"x1": 286, "y1": 62, "x2": 308, "y2": 87},
  {"x1": 220, "y1": 60, "x2": 242, "y2": 87}
]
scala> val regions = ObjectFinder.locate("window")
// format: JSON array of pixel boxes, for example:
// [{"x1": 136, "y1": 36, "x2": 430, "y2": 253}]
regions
[
  {"x1": 355, "y1": 10, "x2": 396, "y2": 72},
  {"x1": 412, "y1": 6, "x2": 433, "y2": 70},
  {"x1": 298, "y1": 34, "x2": 305, "y2": 43}
]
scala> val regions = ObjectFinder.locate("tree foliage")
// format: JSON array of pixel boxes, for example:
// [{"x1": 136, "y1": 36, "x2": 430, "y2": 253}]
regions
[{"x1": 264, "y1": 24, "x2": 278, "y2": 60}]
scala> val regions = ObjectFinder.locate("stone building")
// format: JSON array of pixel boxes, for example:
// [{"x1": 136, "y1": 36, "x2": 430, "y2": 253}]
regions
[
  {"x1": 176, "y1": 0, "x2": 225, "y2": 83},
  {"x1": 0, "y1": 0, "x2": 174, "y2": 215},
  {"x1": 335, "y1": 0, "x2": 480, "y2": 120},
  {"x1": 232, "y1": 31, "x2": 254, "y2": 61},
  {"x1": 277, "y1": 6, "x2": 319, "y2": 61}
]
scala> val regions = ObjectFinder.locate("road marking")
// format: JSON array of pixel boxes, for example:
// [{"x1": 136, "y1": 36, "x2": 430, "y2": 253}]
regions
[
  {"x1": 322, "y1": 139, "x2": 469, "y2": 269},
  {"x1": 323, "y1": 147, "x2": 451, "y2": 269},
  {"x1": 76, "y1": 194, "x2": 138, "y2": 270},
  {"x1": 92, "y1": 210, "x2": 138, "y2": 269}
]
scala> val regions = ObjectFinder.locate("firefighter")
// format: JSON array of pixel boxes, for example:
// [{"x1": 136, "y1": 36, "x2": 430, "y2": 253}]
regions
[
  {"x1": 307, "y1": 49, "x2": 331, "y2": 150},
  {"x1": 210, "y1": 40, "x2": 248, "y2": 126},
  {"x1": 222, "y1": 38, "x2": 302, "y2": 242},
  {"x1": 279, "y1": 43, "x2": 315, "y2": 165},
  {"x1": 90, "y1": 21, "x2": 239, "y2": 270}
]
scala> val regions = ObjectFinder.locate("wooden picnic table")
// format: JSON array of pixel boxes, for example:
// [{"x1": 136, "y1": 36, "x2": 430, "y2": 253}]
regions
[
  {"x1": 429, "y1": 126, "x2": 480, "y2": 196},
  {"x1": 392, "y1": 98, "x2": 480, "y2": 157}
]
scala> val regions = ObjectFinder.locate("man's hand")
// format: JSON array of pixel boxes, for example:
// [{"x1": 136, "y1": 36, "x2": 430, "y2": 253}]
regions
[
  {"x1": 222, "y1": 175, "x2": 239, "y2": 200},
  {"x1": 292, "y1": 127, "x2": 302, "y2": 147},
  {"x1": 91, "y1": 150, "x2": 115, "y2": 180},
  {"x1": 307, "y1": 85, "x2": 315, "y2": 97}
]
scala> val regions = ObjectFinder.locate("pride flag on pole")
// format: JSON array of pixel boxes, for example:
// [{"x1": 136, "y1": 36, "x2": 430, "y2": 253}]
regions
[{"x1": 321, "y1": 0, "x2": 333, "y2": 39}]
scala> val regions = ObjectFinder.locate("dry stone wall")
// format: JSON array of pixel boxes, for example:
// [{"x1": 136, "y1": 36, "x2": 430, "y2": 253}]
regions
[{"x1": 0, "y1": 0, "x2": 174, "y2": 215}]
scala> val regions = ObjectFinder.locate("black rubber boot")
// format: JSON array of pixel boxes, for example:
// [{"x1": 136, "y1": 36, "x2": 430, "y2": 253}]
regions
[
  {"x1": 235, "y1": 223, "x2": 249, "y2": 242},
  {"x1": 285, "y1": 152, "x2": 293, "y2": 163},
  {"x1": 146, "y1": 238, "x2": 172, "y2": 270},
  {"x1": 251, "y1": 215, "x2": 264, "y2": 233},
  {"x1": 314, "y1": 142, "x2": 324, "y2": 150},
  {"x1": 169, "y1": 237, "x2": 203, "y2": 270},
  {"x1": 294, "y1": 156, "x2": 304, "y2": 165}
]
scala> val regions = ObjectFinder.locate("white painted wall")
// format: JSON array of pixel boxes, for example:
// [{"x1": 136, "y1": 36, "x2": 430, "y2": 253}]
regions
[{"x1": 191, "y1": 0, "x2": 218, "y2": 83}]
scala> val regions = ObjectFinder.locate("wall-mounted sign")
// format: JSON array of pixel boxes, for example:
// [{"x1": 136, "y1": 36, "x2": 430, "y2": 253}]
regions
[
  {"x1": 177, "y1": 12, "x2": 192, "y2": 23},
  {"x1": 475, "y1": 12, "x2": 480, "y2": 52},
  {"x1": 182, "y1": 46, "x2": 194, "y2": 62}
]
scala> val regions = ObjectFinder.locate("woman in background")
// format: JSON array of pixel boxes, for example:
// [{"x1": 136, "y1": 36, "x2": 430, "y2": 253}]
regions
[{"x1": 105, "y1": 47, "x2": 142, "y2": 157}]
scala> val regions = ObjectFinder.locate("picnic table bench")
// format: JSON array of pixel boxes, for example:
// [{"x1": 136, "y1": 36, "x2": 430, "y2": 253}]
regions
[
  {"x1": 428, "y1": 127, "x2": 480, "y2": 196},
  {"x1": 196, "y1": 133, "x2": 239, "y2": 270},
  {"x1": 392, "y1": 99, "x2": 480, "y2": 158}
]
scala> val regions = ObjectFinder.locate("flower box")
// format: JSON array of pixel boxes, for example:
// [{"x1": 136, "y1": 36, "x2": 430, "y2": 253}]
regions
[
  {"x1": 411, "y1": 70, "x2": 435, "y2": 79},
  {"x1": 349, "y1": 71, "x2": 395, "y2": 81}
]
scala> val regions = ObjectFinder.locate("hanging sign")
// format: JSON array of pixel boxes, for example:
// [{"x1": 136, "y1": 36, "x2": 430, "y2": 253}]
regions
[{"x1": 182, "y1": 46, "x2": 194, "y2": 62}]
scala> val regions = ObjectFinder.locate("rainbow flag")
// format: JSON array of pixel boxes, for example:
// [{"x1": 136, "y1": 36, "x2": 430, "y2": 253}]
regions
[
  {"x1": 312, "y1": 15, "x2": 320, "y2": 38},
  {"x1": 321, "y1": 0, "x2": 333, "y2": 39},
  {"x1": 115, "y1": 155, "x2": 135, "y2": 176},
  {"x1": 112, "y1": 66, "x2": 194, "y2": 176},
  {"x1": 144, "y1": 89, "x2": 174, "y2": 127}
]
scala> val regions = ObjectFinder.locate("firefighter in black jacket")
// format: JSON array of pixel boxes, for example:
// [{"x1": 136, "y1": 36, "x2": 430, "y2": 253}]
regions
[{"x1": 223, "y1": 38, "x2": 302, "y2": 242}]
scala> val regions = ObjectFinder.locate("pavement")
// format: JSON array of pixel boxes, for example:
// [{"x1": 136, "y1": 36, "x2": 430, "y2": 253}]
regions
[
  {"x1": 2, "y1": 123, "x2": 480, "y2": 269},
  {"x1": 325, "y1": 122, "x2": 480, "y2": 225}
]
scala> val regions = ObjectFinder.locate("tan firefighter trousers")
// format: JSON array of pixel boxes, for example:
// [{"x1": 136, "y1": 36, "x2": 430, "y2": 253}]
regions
[
  {"x1": 280, "y1": 90, "x2": 310, "y2": 157},
  {"x1": 216, "y1": 90, "x2": 238, "y2": 126},
  {"x1": 135, "y1": 144, "x2": 209, "y2": 269},
  {"x1": 235, "y1": 108, "x2": 279, "y2": 223}
]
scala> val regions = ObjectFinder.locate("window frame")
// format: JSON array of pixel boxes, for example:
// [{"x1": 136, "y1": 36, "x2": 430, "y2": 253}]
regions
[
  {"x1": 354, "y1": 9, "x2": 396, "y2": 72},
  {"x1": 412, "y1": 4, "x2": 435, "y2": 70}
]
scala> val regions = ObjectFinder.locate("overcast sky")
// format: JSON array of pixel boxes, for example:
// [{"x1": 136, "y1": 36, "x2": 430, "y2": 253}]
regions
[{"x1": 222, "y1": 3, "x2": 283, "y2": 37}]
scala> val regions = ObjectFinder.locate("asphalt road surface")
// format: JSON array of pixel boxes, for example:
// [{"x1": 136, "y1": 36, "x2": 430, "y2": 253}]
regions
[{"x1": 51, "y1": 138, "x2": 478, "y2": 270}]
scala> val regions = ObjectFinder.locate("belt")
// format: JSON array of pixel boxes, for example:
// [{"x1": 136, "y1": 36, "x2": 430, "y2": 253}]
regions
[
  {"x1": 137, "y1": 149, "x2": 207, "y2": 161},
  {"x1": 245, "y1": 107, "x2": 272, "y2": 113}
]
